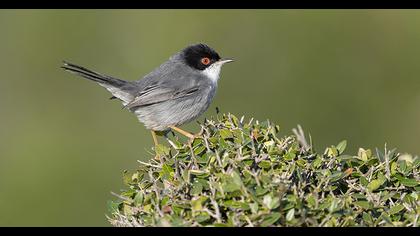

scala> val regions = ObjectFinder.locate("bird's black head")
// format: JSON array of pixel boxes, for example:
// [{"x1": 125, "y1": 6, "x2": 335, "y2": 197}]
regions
[{"x1": 182, "y1": 43, "x2": 221, "y2": 70}]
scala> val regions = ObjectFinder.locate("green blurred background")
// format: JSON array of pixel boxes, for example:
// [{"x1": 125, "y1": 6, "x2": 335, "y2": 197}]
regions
[{"x1": 1, "y1": 10, "x2": 420, "y2": 226}]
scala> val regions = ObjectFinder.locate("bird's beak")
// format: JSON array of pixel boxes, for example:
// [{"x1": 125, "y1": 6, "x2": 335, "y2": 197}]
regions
[{"x1": 219, "y1": 58, "x2": 234, "y2": 64}]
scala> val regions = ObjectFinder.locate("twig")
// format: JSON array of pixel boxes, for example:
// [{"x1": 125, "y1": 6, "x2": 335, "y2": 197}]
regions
[
  {"x1": 292, "y1": 125, "x2": 311, "y2": 152},
  {"x1": 138, "y1": 160, "x2": 161, "y2": 168},
  {"x1": 384, "y1": 144, "x2": 391, "y2": 180},
  {"x1": 110, "y1": 192, "x2": 133, "y2": 203}
]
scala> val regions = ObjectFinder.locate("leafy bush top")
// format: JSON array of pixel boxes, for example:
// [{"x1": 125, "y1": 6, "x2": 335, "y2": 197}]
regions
[{"x1": 108, "y1": 114, "x2": 420, "y2": 227}]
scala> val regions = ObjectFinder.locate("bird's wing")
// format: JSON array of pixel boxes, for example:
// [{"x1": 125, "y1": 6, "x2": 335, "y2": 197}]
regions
[{"x1": 124, "y1": 79, "x2": 201, "y2": 110}]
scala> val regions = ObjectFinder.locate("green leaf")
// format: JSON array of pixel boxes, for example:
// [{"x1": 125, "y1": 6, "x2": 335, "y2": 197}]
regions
[
  {"x1": 378, "y1": 212, "x2": 393, "y2": 225},
  {"x1": 196, "y1": 152, "x2": 211, "y2": 164},
  {"x1": 261, "y1": 212, "x2": 281, "y2": 226},
  {"x1": 160, "y1": 163, "x2": 174, "y2": 180},
  {"x1": 142, "y1": 204, "x2": 152, "y2": 213},
  {"x1": 389, "y1": 204, "x2": 405, "y2": 215},
  {"x1": 222, "y1": 179, "x2": 241, "y2": 193},
  {"x1": 360, "y1": 176, "x2": 368, "y2": 187},
  {"x1": 362, "y1": 212, "x2": 373, "y2": 224},
  {"x1": 286, "y1": 208, "x2": 295, "y2": 222},
  {"x1": 263, "y1": 194, "x2": 280, "y2": 209},
  {"x1": 390, "y1": 162, "x2": 398, "y2": 176},
  {"x1": 191, "y1": 200, "x2": 202, "y2": 212},
  {"x1": 336, "y1": 140, "x2": 347, "y2": 154},
  {"x1": 167, "y1": 138, "x2": 183, "y2": 150},
  {"x1": 330, "y1": 171, "x2": 343, "y2": 182},
  {"x1": 189, "y1": 169, "x2": 209, "y2": 178},
  {"x1": 190, "y1": 181, "x2": 203, "y2": 195},
  {"x1": 229, "y1": 114, "x2": 240, "y2": 127},
  {"x1": 410, "y1": 192, "x2": 418, "y2": 200},
  {"x1": 282, "y1": 203, "x2": 294, "y2": 211},
  {"x1": 155, "y1": 144, "x2": 171, "y2": 156},
  {"x1": 133, "y1": 192, "x2": 143, "y2": 205},
  {"x1": 224, "y1": 200, "x2": 249, "y2": 210},
  {"x1": 312, "y1": 157, "x2": 322, "y2": 168},
  {"x1": 377, "y1": 172, "x2": 386, "y2": 184},
  {"x1": 213, "y1": 223, "x2": 232, "y2": 227},
  {"x1": 337, "y1": 155, "x2": 356, "y2": 161},
  {"x1": 161, "y1": 196, "x2": 169, "y2": 206},
  {"x1": 168, "y1": 215, "x2": 186, "y2": 226},
  {"x1": 220, "y1": 129, "x2": 233, "y2": 139},
  {"x1": 195, "y1": 212, "x2": 210, "y2": 223},
  {"x1": 399, "y1": 178, "x2": 418, "y2": 187},
  {"x1": 307, "y1": 195, "x2": 316, "y2": 208},
  {"x1": 123, "y1": 204, "x2": 133, "y2": 216},
  {"x1": 358, "y1": 148, "x2": 372, "y2": 161},
  {"x1": 354, "y1": 201, "x2": 372, "y2": 209},
  {"x1": 258, "y1": 160, "x2": 271, "y2": 169},
  {"x1": 231, "y1": 171, "x2": 243, "y2": 186},
  {"x1": 398, "y1": 160, "x2": 408, "y2": 174},
  {"x1": 284, "y1": 152, "x2": 296, "y2": 161},
  {"x1": 395, "y1": 174, "x2": 419, "y2": 187},
  {"x1": 328, "y1": 199, "x2": 339, "y2": 213},
  {"x1": 255, "y1": 186, "x2": 269, "y2": 196},
  {"x1": 194, "y1": 145, "x2": 207, "y2": 156},
  {"x1": 122, "y1": 170, "x2": 132, "y2": 185},
  {"x1": 107, "y1": 200, "x2": 121, "y2": 214},
  {"x1": 413, "y1": 157, "x2": 420, "y2": 169},
  {"x1": 367, "y1": 179, "x2": 382, "y2": 192},
  {"x1": 191, "y1": 196, "x2": 208, "y2": 212},
  {"x1": 326, "y1": 147, "x2": 339, "y2": 157},
  {"x1": 249, "y1": 202, "x2": 259, "y2": 214},
  {"x1": 352, "y1": 193, "x2": 367, "y2": 200}
]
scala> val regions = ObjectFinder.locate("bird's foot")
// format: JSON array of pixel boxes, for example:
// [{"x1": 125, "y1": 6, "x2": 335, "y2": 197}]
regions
[
  {"x1": 187, "y1": 136, "x2": 196, "y2": 146},
  {"x1": 187, "y1": 131, "x2": 204, "y2": 146},
  {"x1": 169, "y1": 126, "x2": 204, "y2": 146}
]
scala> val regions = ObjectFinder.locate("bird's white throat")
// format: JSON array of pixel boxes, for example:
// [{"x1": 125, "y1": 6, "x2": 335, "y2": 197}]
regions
[{"x1": 201, "y1": 62, "x2": 223, "y2": 83}]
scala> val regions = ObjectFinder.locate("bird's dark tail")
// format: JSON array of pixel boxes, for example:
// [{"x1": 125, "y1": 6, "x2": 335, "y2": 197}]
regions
[
  {"x1": 61, "y1": 61, "x2": 128, "y2": 88},
  {"x1": 62, "y1": 61, "x2": 135, "y2": 104}
]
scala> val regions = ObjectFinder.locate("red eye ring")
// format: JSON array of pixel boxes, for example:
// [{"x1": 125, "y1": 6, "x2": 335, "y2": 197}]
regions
[{"x1": 201, "y1": 57, "x2": 211, "y2": 65}]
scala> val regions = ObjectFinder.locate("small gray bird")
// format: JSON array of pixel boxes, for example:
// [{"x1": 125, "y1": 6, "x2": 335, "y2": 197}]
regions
[{"x1": 62, "y1": 43, "x2": 233, "y2": 147}]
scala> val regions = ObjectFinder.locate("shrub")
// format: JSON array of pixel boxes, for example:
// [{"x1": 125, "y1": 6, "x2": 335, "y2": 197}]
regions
[{"x1": 107, "y1": 114, "x2": 420, "y2": 227}]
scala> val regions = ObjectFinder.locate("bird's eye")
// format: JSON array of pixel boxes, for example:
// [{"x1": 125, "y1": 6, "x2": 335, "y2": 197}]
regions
[{"x1": 201, "y1": 57, "x2": 211, "y2": 65}]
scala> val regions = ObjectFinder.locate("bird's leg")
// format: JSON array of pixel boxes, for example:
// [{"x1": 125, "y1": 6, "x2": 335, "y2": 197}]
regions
[
  {"x1": 151, "y1": 130, "x2": 159, "y2": 146},
  {"x1": 151, "y1": 130, "x2": 161, "y2": 161},
  {"x1": 169, "y1": 126, "x2": 195, "y2": 139},
  {"x1": 169, "y1": 126, "x2": 200, "y2": 144}
]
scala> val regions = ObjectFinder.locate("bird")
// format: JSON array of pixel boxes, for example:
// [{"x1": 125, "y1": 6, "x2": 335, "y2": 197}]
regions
[{"x1": 62, "y1": 43, "x2": 233, "y2": 150}]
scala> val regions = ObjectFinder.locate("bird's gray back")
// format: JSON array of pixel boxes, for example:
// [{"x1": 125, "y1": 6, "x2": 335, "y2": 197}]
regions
[{"x1": 133, "y1": 53, "x2": 188, "y2": 89}]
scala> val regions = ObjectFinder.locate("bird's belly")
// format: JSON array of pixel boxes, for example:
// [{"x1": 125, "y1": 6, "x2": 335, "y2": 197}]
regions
[{"x1": 133, "y1": 89, "x2": 215, "y2": 131}]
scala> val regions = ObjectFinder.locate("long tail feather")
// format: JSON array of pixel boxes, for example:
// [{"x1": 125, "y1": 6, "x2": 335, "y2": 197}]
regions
[
  {"x1": 61, "y1": 61, "x2": 135, "y2": 104},
  {"x1": 61, "y1": 61, "x2": 127, "y2": 88}
]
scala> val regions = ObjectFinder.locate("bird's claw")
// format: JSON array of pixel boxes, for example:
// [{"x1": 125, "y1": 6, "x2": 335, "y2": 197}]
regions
[{"x1": 187, "y1": 133, "x2": 203, "y2": 146}]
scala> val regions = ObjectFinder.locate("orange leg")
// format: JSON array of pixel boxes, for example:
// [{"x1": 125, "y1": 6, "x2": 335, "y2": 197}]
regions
[
  {"x1": 151, "y1": 130, "x2": 161, "y2": 161},
  {"x1": 169, "y1": 126, "x2": 195, "y2": 139},
  {"x1": 151, "y1": 130, "x2": 159, "y2": 146}
]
